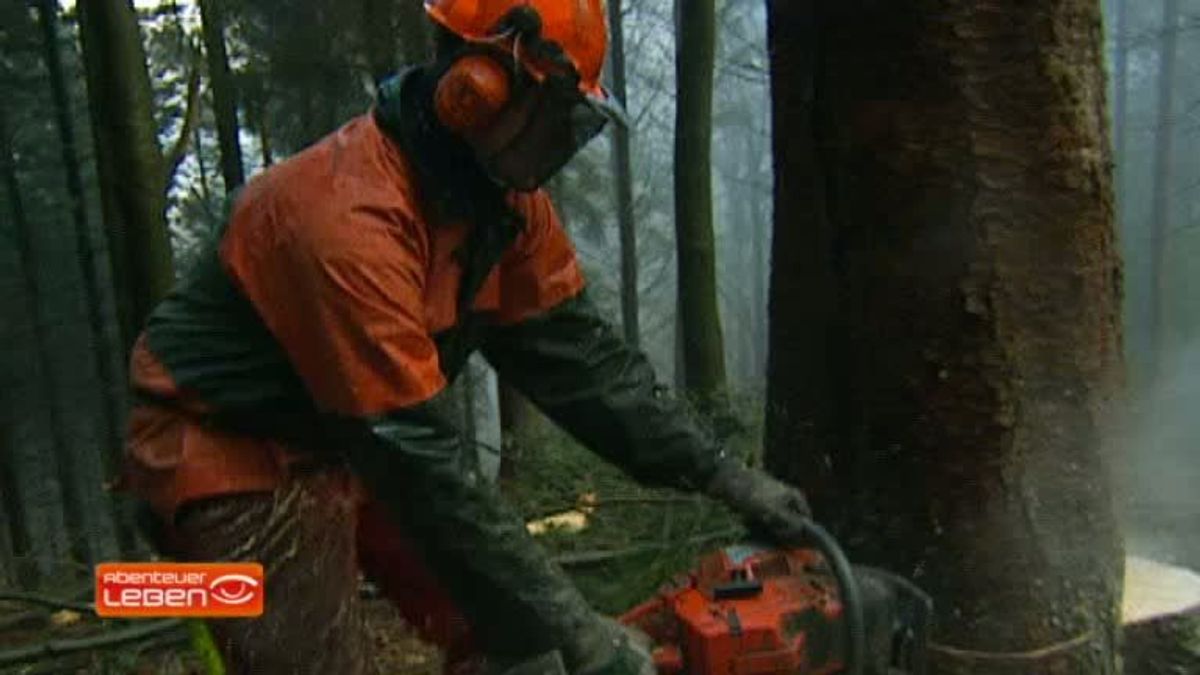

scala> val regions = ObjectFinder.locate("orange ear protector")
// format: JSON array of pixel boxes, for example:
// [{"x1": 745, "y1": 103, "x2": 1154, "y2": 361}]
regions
[{"x1": 433, "y1": 53, "x2": 514, "y2": 137}]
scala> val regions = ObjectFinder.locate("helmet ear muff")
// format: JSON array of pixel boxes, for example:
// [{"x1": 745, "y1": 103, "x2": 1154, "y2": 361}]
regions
[{"x1": 433, "y1": 54, "x2": 512, "y2": 137}]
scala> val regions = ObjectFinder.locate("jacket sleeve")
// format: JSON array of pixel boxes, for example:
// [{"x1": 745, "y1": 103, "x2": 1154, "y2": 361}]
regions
[
  {"x1": 482, "y1": 290, "x2": 726, "y2": 491},
  {"x1": 328, "y1": 399, "x2": 605, "y2": 665},
  {"x1": 221, "y1": 199, "x2": 605, "y2": 666}
]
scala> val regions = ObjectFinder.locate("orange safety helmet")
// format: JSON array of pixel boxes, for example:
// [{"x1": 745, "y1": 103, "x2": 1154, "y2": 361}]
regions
[{"x1": 424, "y1": 0, "x2": 609, "y2": 99}]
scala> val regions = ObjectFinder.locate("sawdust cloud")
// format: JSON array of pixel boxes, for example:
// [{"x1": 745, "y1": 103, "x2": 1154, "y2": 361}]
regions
[{"x1": 1111, "y1": 342, "x2": 1200, "y2": 571}]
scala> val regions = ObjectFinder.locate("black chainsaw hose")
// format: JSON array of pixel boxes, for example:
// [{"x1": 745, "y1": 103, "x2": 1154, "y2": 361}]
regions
[{"x1": 796, "y1": 517, "x2": 865, "y2": 675}]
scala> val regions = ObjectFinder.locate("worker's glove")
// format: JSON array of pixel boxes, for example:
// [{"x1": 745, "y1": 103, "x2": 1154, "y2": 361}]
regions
[
  {"x1": 568, "y1": 616, "x2": 655, "y2": 675},
  {"x1": 705, "y1": 460, "x2": 813, "y2": 543}
]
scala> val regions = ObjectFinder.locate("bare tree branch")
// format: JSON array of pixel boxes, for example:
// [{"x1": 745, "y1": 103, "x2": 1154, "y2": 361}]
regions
[
  {"x1": 0, "y1": 619, "x2": 185, "y2": 667},
  {"x1": 164, "y1": 47, "x2": 203, "y2": 190}
]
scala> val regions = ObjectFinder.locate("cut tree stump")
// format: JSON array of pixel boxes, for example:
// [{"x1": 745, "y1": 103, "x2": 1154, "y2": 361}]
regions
[{"x1": 1122, "y1": 556, "x2": 1200, "y2": 674}]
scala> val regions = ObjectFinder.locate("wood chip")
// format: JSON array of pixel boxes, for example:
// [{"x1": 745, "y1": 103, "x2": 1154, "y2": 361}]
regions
[{"x1": 1123, "y1": 556, "x2": 1200, "y2": 625}]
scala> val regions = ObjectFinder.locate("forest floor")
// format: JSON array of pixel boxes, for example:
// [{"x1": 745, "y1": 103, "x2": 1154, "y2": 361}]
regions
[{"x1": 0, "y1": 415, "x2": 750, "y2": 674}]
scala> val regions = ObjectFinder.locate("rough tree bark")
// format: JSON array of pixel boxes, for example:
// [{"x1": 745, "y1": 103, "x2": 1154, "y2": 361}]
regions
[
  {"x1": 77, "y1": 0, "x2": 174, "y2": 351},
  {"x1": 1147, "y1": 0, "x2": 1178, "y2": 381},
  {"x1": 607, "y1": 0, "x2": 639, "y2": 347},
  {"x1": 764, "y1": 1, "x2": 1124, "y2": 673},
  {"x1": 674, "y1": 0, "x2": 727, "y2": 406},
  {"x1": 198, "y1": 0, "x2": 246, "y2": 193}
]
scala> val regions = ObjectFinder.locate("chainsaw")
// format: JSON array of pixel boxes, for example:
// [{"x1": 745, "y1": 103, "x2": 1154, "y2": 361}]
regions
[{"x1": 508, "y1": 517, "x2": 933, "y2": 675}]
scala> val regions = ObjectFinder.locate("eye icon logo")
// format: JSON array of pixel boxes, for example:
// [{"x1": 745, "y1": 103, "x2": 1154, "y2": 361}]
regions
[{"x1": 209, "y1": 574, "x2": 260, "y2": 606}]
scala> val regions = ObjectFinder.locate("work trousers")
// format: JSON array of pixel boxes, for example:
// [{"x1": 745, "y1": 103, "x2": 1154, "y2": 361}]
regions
[{"x1": 163, "y1": 469, "x2": 477, "y2": 674}]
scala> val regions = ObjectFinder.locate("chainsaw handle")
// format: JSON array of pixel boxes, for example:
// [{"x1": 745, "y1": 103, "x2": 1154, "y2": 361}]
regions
[{"x1": 786, "y1": 517, "x2": 866, "y2": 675}]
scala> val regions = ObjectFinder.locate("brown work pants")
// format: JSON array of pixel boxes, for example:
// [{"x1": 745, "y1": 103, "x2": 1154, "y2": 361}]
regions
[{"x1": 165, "y1": 470, "x2": 475, "y2": 675}]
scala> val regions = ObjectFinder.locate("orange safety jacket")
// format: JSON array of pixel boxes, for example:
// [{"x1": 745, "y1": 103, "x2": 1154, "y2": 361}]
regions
[{"x1": 124, "y1": 111, "x2": 584, "y2": 519}]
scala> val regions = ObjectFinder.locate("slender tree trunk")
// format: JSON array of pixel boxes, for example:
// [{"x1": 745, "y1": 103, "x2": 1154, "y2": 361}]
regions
[
  {"x1": 194, "y1": 123, "x2": 212, "y2": 203},
  {"x1": 362, "y1": 0, "x2": 397, "y2": 83},
  {"x1": 608, "y1": 0, "x2": 639, "y2": 347},
  {"x1": 674, "y1": 309, "x2": 686, "y2": 391},
  {"x1": 0, "y1": 479, "x2": 12, "y2": 586},
  {"x1": 746, "y1": 134, "x2": 768, "y2": 380},
  {"x1": 396, "y1": 0, "x2": 432, "y2": 64},
  {"x1": 36, "y1": 0, "x2": 130, "y2": 558},
  {"x1": 77, "y1": 0, "x2": 174, "y2": 352},
  {"x1": 198, "y1": 0, "x2": 245, "y2": 193},
  {"x1": 674, "y1": 0, "x2": 726, "y2": 407},
  {"x1": 765, "y1": 2, "x2": 1124, "y2": 673},
  {"x1": 243, "y1": 88, "x2": 275, "y2": 169},
  {"x1": 0, "y1": 102, "x2": 75, "y2": 583},
  {"x1": 1148, "y1": 0, "x2": 1178, "y2": 381}
]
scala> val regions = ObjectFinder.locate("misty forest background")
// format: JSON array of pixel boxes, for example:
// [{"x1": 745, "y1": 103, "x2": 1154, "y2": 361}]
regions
[{"x1": 1, "y1": 0, "x2": 1199, "y2": 673}]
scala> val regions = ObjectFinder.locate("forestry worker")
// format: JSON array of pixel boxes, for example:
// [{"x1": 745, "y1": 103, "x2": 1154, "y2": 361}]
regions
[{"x1": 119, "y1": 1, "x2": 810, "y2": 673}]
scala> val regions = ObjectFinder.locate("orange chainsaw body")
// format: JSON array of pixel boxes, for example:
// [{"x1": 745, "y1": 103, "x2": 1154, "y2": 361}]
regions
[{"x1": 619, "y1": 545, "x2": 847, "y2": 675}]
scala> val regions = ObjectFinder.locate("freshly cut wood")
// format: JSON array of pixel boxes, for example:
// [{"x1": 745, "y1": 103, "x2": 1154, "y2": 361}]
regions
[{"x1": 1122, "y1": 556, "x2": 1200, "y2": 674}]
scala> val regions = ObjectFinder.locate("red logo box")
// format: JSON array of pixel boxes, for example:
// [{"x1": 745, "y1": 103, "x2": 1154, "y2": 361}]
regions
[{"x1": 95, "y1": 562, "x2": 264, "y2": 618}]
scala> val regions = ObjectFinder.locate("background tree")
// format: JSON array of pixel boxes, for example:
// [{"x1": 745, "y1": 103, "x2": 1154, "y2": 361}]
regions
[
  {"x1": 77, "y1": 0, "x2": 177, "y2": 350},
  {"x1": 673, "y1": 0, "x2": 727, "y2": 407},
  {"x1": 0, "y1": 100, "x2": 74, "y2": 583},
  {"x1": 396, "y1": 0, "x2": 433, "y2": 65},
  {"x1": 198, "y1": 0, "x2": 245, "y2": 193},
  {"x1": 764, "y1": 1, "x2": 1124, "y2": 673},
  {"x1": 608, "y1": 0, "x2": 640, "y2": 347},
  {"x1": 37, "y1": 0, "x2": 132, "y2": 556},
  {"x1": 1147, "y1": 0, "x2": 1180, "y2": 381},
  {"x1": 361, "y1": 0, "x2": 397, "y2": 83}
]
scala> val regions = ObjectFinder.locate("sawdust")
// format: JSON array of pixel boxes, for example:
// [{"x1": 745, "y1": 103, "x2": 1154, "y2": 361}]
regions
[
  {"x1": 364, "y1": 598, "x2": 443, "y2": 675},
  {"x1": 1122, "y1": 556, "x2": 1200, "y2": 625}
]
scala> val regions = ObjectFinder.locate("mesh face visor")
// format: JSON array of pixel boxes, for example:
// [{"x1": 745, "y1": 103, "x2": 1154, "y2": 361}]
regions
[{"x1": 474, "y1": 73, "x2": 618, "y2": 191}]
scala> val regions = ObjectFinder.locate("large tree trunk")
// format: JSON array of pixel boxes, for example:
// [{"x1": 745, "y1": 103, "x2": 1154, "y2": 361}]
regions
[
  {"x1": 77, "y1": 0, "x2": 173, "y2": 351},
  {"x1": 198, "y1": 0, "x2": 245, "y2": 193},
  {"x1": 1147, "y1": 0, "x2": 1178, "y2": 382},
  {"x1": 36, "y1": 0, "x2": 130, "y2": 560},
  {"x1": 764, "y1": 2, "x2": 1124, "y2": 673},
  {"x1": 673, "y1": 0, "x2": 726, "y2": 407},
  {"x1": 608, "y1": 0, "x2": 639, "y2": 348},
  {"x1": 762, "y1": 0, "x2": 840, "y2": 502}
]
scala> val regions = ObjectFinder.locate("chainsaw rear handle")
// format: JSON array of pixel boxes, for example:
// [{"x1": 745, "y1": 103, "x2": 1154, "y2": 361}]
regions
[{"x1": 780, "y1": 516, "x2": 866, "y2": 675}]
